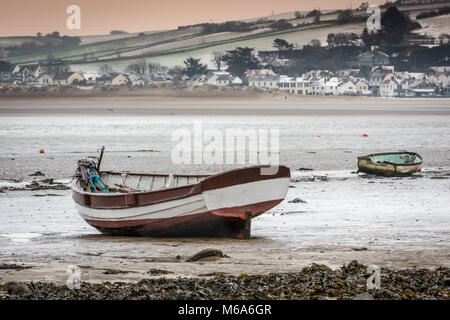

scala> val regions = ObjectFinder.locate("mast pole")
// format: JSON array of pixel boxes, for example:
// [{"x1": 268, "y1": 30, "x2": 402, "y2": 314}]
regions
[{"x1": 97, "y1": 146, "x2": 105, "y2": 172}]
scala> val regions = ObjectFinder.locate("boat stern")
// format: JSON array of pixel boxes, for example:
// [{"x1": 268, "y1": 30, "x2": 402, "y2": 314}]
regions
[{"x1": 201, "y1": 165, "x2": 291, "y2": 220}]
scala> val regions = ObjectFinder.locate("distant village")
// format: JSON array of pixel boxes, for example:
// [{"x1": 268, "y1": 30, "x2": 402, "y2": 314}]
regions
[
  {"x1": 1, "y1": 0, "x2": 450, "y2": 100},
  {"x1": 1, "y1": 2, "x2": 450, "y2": 98},
  {"x1": 1, "y1": 46, "x2": 449, "y2": 98}
]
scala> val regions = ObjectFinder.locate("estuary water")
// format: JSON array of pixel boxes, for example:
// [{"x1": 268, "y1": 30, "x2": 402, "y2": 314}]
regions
[{"x1": 0, "y1": 105, "x2": 450, "y2": 179}]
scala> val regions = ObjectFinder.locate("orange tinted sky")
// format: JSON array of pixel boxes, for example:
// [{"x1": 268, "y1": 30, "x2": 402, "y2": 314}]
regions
[{"x1": 0, "y1": 0, "x2": 384, "y2": 37}]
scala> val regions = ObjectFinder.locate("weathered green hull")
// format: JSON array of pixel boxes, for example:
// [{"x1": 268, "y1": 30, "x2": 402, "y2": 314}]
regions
[{"x1": 357, "y1": 152, "x2": 422, "y2": 177}]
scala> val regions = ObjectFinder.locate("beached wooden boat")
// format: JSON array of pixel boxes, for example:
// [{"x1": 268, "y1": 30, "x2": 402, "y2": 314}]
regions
[
  {"x1": 357, "y1": 152, "x2": 423, "y2": 176},
  {"x1": 72, "y1": 155, "x2": 290, "y2": 239}
]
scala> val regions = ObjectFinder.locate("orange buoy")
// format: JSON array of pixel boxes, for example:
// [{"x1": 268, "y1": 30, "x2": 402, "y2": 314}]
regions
[
  {"x1": 361, "y1": 133, "x2": 367, "y2": 137},
  {"x1": 39, "y1": 149, "x2": 45, "y2": 153}
]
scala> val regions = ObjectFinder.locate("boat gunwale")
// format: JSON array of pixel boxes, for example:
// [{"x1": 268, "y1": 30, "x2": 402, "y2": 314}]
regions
[
  {"x1": 71, "y1": 171, "x2": 208, "y2": 198},
  {"x1": 72, "y1": 165, "x2": 291, "y2": 210},
  {"x1": 100, "y1": 171, "x2": 210, "y2": 178},
  {"x1": 73, "y1": 164, "x2": 285, "y2": 196},
  {"x1": 71, "y1": 178, "x2": 199, "y2": 198}
]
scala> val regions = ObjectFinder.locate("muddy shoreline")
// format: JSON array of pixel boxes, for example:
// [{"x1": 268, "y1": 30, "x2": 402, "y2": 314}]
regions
[
  {"x1": 1, "y1": 90, "x2": 450, "y2": 109},
  {"x1": 1, "y1": 168, "x2": 449, "y2": 287}
]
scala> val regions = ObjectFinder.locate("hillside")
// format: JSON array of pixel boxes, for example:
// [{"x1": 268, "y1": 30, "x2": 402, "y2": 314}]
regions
[
  {"x1": 416, "y1": 13, "x2": 450, "y2": 37},
  {"x1": 71, "y1": 22, "x2": 367, "y2": 75},
  {"x1": 1, "y1": 2, "x2": 449, "y2": 74}
]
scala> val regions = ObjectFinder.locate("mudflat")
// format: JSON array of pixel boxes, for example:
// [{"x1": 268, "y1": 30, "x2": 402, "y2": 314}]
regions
[{"x1": 0, "y1": 100, "x2": 449, "y2": 299}]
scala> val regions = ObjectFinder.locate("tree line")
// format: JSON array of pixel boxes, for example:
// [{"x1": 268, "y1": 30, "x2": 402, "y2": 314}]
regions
[
  {"x1": 6, "y1": 32, "x2": 81, "y2": 57},
  {"x1": 362, "y1": 6, "x2": 421, "y2": 46},
  {"x1": 416, "y1": 6, "x2": 450, "y2": 19}
]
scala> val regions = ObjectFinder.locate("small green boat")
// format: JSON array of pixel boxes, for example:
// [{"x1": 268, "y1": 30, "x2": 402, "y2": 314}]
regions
[{"x1": 357, "y1": 152, "x2": 423, "y2": 176}]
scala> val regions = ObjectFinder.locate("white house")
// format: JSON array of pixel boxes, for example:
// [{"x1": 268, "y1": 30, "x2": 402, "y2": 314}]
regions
[
  {"x1": 128, "y1": 74, "x2": 147, "y2": 86},
  {"x1": 248, "y1": 75, "x2": 279, "y2": 89},
  {"x1": 310, "y1": 77, "x2": 342, "y2": 96},
  {"x1": 380, "y1": 78, "x2": 399, "y2": 97},
  {"x1": 277, "y1": 76, "x2": 297, "y2": 94},
  {"x1": 337, "y1": 80, "x2": 357, "y2": 95},
  {"x1": 325, "y1": 77, "x2": 343, "y2": 95},
  {"x1": 351, "y1": 77, "x2": 371, "y2": 95},
  {"x1": 369, "y1": 66, "x2": 395, "y2": 87},
  {"x1": 230, "y1": 76, "x2": 243, "y2": 85},
  {"x1": 35, "y1": 74, "x2": 53, "y2": 86},
  {"x1": 396, "y1": 72, "x2": 426, "y2": 81},
  {"x1": 206, "y1": 71, "x2": 237, "y2": 86},
  {"x1": 294, "y1": 77, "x2": 311, "y2": 96},
  {"x1": 96, "y1": 73, "x2": 129, "y2": 85},
  {"x1": 212, "y1": 74, "x2": 231, "y2": 86},
  {"x1": 441, "y1": 74, "x2": 450, "y2": 89}
]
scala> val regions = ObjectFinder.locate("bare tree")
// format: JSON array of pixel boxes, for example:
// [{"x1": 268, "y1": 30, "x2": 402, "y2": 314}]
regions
[
  {"x1": 148, "y1": 62, "x2": 167, "y2": 73},
  {"x1": 259, "y1": 53, "x2": 277, "y2": 69},
  {"x1": 126, "y1": 59, "x2": 147, "y2": 74},
  {"x1": 45, "y1": 53, "x2": 55, "y2": 74},
  {"x1": 211, "y1": 51, "x2": 224, "y2": 71},
  {"x1": 136, "y1": 59, "x2": 147, "y2": 74},
  {"x1": 98, "y1": 64, "x2": 113, "y2": 75}
]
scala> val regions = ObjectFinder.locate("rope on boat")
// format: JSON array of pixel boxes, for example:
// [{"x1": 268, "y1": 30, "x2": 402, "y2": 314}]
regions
[
  {"x1": 76, "y1": 147, "x2": 178, "y2": 193},
  {"x1": 87, "y1": 169, "x2": 109, "y2": 193},
  {"x1": 75, "y1": 159, "x2": 109, "y2": 193}
]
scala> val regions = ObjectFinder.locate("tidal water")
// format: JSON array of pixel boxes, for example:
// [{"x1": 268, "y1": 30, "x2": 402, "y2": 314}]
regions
[{"x1": 0, "y1": 108, "x2": 450, "y2": 179}]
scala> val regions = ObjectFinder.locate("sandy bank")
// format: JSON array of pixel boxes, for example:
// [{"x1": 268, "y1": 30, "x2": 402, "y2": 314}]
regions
[{"x1": 1, "y1": 86, "x2": 450, "y2": 109}]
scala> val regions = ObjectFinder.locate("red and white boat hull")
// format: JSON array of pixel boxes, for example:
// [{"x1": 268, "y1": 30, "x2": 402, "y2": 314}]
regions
[{"x1": 72, "y1": 165, "x2": 290, "y2": 238}]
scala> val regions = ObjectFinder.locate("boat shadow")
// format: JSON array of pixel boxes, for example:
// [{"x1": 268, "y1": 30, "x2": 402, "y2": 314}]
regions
[{"x1": 76, "y1": 233, "x2": 270, "y2": 244}]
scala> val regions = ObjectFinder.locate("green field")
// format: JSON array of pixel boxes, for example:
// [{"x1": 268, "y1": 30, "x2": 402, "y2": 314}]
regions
[{"x1": 1, "y1": 2, "x2": 448, "y2": 73}]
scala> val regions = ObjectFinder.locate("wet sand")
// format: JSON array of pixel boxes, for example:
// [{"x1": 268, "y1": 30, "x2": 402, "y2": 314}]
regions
[
  {"x1": 0, "y1": 102, "x2": 449, "y2": 294},
  {"x1": 1, "y1": 96, "x2": 450, "y2": 113},
  {"x1": 0, "y1": 169, "x2": 449, "y2": 285}
]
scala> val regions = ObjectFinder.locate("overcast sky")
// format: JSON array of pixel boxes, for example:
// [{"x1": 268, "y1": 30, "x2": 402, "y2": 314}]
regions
[{"x1": 0, "y1": 0, "x2": 386, "y2": 37}]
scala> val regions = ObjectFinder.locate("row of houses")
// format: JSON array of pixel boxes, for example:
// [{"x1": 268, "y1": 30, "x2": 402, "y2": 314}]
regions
[
  {"x1": 248, "y1": 66, "x2": 450, "y2": 97},
  {"x1": 250, "y1": 72, "x2": 371, "y2": 96},
  {"x1": 0, "y1": 65, "x2": 178, "y2": 87},
  {"x1": 0, "y1": 66, "x2": 87, "y2": 87},
  {"x1": 0, "y1": 65, "x2": 246, "y2": 88},
  {"x1": 1, "y1": 63, "x2": 449, "y2": 97},
  {"x1": 378, "y1": 68, "x2": 450, "y2": 97},
  {"x1": 185, "y1": 72, "x2": 243, "y2": 86}
]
